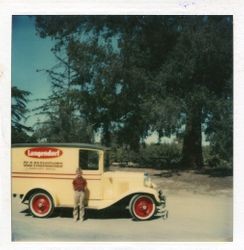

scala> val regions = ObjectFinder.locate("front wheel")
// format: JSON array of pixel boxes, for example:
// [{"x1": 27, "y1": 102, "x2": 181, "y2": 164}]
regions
[
  {"x1": 129, "y1": 194, "x2": 156, "y2": 221},
  {"x1": 29, "y1": 192, "x2": 54, "y2": 218}
]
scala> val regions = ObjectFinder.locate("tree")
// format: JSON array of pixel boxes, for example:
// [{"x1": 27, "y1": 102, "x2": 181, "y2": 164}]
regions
[
  {"x1": 35, "y1": 16, "x2": 179, "y2": 150},
  {"x1": 66, "y1": 39, "x2": 124, "y2": 147},
  {"x1": 205, "y1": 78, "x2": 233, "y2": 166},
  {"x1": 156, "y1": 16, "x2": 232, "y2": 168},
  {"x1": 11, "y1": 86, "x2": 35, "y2": 143},
  {"x1": 34, "y1": 16, "x2": 233, "y2": 168},
  {"x1": 33, "y1": 52, "x2": 94, "y2": 143}
]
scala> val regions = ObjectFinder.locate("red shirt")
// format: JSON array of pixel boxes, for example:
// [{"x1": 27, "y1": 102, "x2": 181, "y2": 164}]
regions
[{"x1": 73, "y1": 176, "x2": 87, "y2": 192}]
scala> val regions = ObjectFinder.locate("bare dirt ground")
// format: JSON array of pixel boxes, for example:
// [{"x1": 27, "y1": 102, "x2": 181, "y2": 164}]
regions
[{"x1": 12, "y1": 167, "x2": 233, "y2": 242}]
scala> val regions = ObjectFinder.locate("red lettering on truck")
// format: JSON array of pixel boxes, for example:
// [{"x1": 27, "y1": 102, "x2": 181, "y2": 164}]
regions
[{"x1": 25, "y1": 147, "x2": 63, "y2": 159}]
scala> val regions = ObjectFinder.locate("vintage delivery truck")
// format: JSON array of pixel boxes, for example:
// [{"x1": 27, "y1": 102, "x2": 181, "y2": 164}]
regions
[{"x1": 12, "y1": 143, "x2": 168, "y2": 221}]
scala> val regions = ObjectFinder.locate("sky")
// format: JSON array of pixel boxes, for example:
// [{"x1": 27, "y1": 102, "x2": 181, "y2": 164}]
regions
[{"x1": 12, "y1": 15, "x2": 56, "y2": 126}]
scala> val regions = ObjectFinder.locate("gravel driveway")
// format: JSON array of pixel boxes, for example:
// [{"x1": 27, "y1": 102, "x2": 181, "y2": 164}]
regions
[{"x1": 11, "y1": 168, "x2": 232, "y2": 242}]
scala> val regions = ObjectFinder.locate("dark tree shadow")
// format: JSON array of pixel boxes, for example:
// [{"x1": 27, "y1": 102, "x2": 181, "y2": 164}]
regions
[
  {"x1": 153, "y1": 169, "x2": 181, "y2": 178},
  {"x1": 195, "y1": 167, "x2": 233, "y2": 177},
  {"x1": 152, "y1": 167, "x2": 232, "y2": 178}
]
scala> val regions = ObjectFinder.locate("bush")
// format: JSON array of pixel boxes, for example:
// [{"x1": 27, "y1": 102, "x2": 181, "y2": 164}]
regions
[
  {"x1": 110, "y1": 144, "x2": 232, "y2": 170},
  {"x1": 109, "y1": 146, "x2": 141, "y2": 165},
  {"x1": 110, "y1": 143, "x2": 182, "y2": 169},
  {"x1": 140, "y1": 143, "x2": 182, "y2": 168},
  {"x1": 203, "y1": 145, "x2": 232, "y2": 169}
]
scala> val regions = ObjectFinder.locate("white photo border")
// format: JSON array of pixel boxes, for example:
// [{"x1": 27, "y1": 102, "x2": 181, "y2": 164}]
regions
[{"x1": 0, "y1": 0, "x2": 243, "y2": 249}]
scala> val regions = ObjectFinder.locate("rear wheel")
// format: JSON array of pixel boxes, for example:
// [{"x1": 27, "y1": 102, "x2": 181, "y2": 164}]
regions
[
  {"x1": 29, "y1": 192, "x2": 54, "y2": 218},
  {"x1": 129, "y1": 194, "x2": 156, "y2": 220}
]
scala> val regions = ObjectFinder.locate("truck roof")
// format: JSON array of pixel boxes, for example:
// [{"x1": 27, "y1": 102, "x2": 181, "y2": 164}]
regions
[{"x1": 12, "y1": 143, "x2": 109, "y2": 151}]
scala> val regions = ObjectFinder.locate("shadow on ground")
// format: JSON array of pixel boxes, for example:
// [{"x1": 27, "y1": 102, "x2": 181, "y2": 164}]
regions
[
  {"x1": 20, "y1": 206, "x2": 163, "y2": 221},
  {"x1": 21, "y1": 206, "x2": 132, "y2": 220},
  {"x1": 58, "y1": 207, "x2": 132, "y2": 220}
]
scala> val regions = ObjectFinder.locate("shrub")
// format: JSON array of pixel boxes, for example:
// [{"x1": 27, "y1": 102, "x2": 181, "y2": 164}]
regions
[
  {"x1": 110, "y1": 143, "x2": 182, "y2": 169},
  {"x1": 203, "y1": 145, "x2": 232, "y2": 169},
  {"x1": 140, "y1": 143, "x2": 182, "y2": 168}
]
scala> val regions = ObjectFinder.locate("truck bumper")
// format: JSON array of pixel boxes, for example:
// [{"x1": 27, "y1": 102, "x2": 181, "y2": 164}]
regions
[{"x1": 156, "y1": 190, "x2": 168, "y2": 219}]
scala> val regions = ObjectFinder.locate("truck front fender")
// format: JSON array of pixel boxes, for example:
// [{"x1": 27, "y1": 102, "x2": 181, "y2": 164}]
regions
[{"x1": 93, "y1": 187, "x2": 160, "y2": 210}]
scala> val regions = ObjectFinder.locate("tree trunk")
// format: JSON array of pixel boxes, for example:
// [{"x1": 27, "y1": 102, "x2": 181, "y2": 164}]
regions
[
  {"x1": 130, "y1": 137, "x2": 140, "y2": 153},
  {"x1": 181, "y1": 105, "x2": 204, "y2": 169},
  {"x1": 101, "y1": 123, "x2": 111, "y2": 147}
]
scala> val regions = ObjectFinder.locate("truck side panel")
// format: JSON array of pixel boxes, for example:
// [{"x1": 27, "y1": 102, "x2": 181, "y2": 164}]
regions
[{"x1": 12, "y1": 146, "x2": 103, "y2": 206}]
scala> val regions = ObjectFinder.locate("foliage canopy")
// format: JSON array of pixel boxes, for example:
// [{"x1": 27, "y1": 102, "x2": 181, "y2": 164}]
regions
[{"x1": 12, "y1": 15, "x2": 233, "y2": 169}]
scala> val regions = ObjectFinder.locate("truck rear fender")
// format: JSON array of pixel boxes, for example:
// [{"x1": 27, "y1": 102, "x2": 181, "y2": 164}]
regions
[{"x1": 22, "y1": 188, "x2": 58, "y2": 206}]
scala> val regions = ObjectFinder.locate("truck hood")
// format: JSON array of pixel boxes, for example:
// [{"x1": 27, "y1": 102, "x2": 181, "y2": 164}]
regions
[
  {"x1": 103, "y1": 171, "x2": 144, "y2": 179},
  {"x1": 103, "y1": 170, "x2": 156, "y2": 189}
]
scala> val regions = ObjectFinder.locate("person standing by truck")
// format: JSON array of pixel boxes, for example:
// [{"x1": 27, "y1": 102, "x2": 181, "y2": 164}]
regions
[{"x1": 72, "y1": 168, "x2": 87, "y2": 222}]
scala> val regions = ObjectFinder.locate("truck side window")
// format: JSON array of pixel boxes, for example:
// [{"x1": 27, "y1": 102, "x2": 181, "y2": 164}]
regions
[{"x1": 79, "y1": 150, "x2": 99, "y2": 170}]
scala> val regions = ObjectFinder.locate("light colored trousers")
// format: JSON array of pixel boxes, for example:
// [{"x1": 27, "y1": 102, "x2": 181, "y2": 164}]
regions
[{"x1": 73, "y1": 190, "x2": 85, "y2": 220}]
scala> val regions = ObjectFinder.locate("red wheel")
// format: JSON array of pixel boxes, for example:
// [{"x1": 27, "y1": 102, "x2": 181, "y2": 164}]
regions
[
  {"x1": 129, "y1": 194, "x2": 156, "y2": 220},
  {"x1": 29, "y1": 192, "x2": 54, "y2": 218}
]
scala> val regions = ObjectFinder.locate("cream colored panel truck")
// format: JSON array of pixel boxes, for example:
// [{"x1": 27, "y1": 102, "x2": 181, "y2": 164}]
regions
[{"x1": 12, "y1": 143, "x2": 168, "y2": 221}]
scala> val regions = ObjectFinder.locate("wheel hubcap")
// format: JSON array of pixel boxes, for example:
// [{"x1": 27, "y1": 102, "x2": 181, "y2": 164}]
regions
[
  {"x1": 32, "y1": 195, "x2": 50, "y2": 214},
  {"x1": 142, "y1": 205, "x2": 147, "y2": 210},
  {"x1": 134, "y1": 197, "x2": 154, "y2": 218}
]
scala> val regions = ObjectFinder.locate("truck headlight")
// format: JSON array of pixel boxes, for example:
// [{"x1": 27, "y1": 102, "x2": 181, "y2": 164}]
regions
[{"x1": 144, "y1": 173, "x2": 153, "y2": 188}]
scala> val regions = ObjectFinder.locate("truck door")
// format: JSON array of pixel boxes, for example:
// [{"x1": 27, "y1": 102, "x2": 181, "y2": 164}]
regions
[{"x1": 79, "y1": 149, "x2": 102, "y2": 201}]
